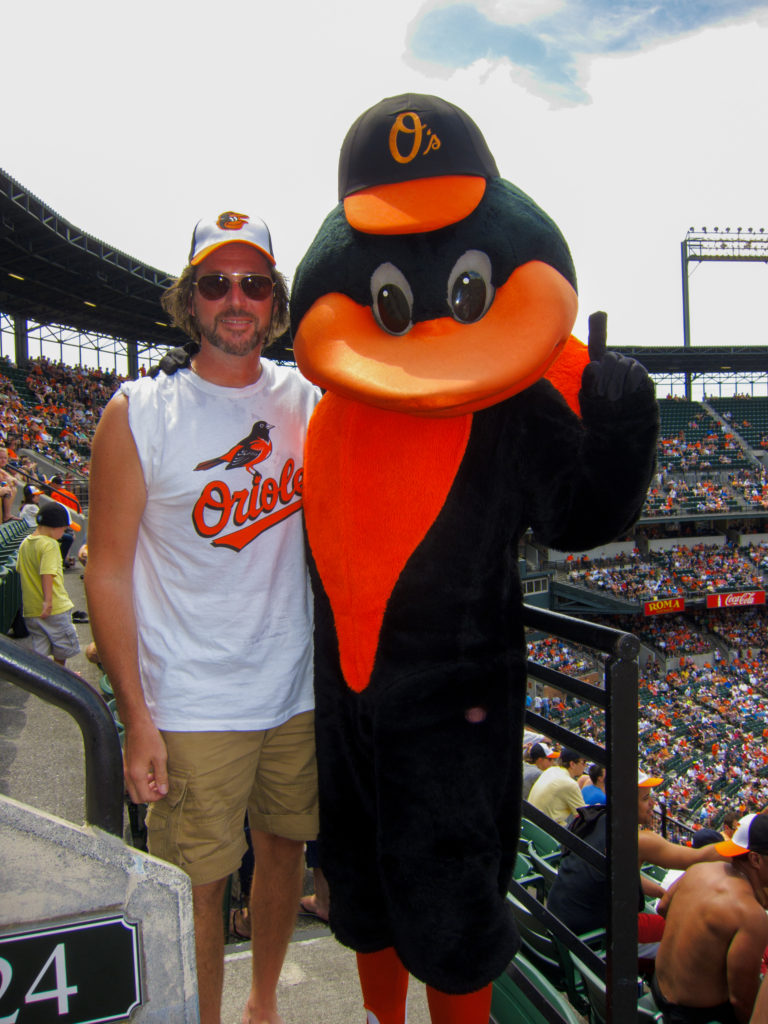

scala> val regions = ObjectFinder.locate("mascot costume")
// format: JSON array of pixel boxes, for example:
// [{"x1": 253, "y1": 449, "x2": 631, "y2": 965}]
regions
[{"x1": 290, "y1": 93, "x2": 658, "y2": 1023}]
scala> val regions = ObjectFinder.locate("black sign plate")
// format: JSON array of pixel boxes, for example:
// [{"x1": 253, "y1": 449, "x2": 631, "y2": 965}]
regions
[{"x1": 0, "y1": 916, "x2": 141, "y2": 1023}]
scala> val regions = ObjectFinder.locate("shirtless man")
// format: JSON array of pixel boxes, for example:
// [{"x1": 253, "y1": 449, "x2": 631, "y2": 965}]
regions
[
  {"x1": 653, "y1": 812, "x2": 768, "y2": 1024},
  {"x1": 547, "y1": 771, "x2": 721, "y2": 963}
]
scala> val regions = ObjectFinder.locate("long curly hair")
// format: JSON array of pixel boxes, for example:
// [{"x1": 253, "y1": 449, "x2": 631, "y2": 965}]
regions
[{"x1": 160, "y1": 260, "x2": 290, "y2": 350}]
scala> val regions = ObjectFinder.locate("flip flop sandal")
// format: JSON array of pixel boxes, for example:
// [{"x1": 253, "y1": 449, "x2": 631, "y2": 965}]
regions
[
  {"x1": 298, "y1": 897, "x2": 329, "y2": 922},
  {"x1": 229, "y1": 906, "x2": 251, "y2": 941}
]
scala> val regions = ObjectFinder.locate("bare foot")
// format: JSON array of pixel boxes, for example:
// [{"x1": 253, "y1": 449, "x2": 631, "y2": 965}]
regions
[{"x1": 241, "y1": 992, "x2": 284, "y2": 1024}]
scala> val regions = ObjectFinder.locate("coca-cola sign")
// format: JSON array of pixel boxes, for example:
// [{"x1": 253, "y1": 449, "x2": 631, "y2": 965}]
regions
[{"x1": 706, "y1": 591, "x2": 766, "y2": 609}]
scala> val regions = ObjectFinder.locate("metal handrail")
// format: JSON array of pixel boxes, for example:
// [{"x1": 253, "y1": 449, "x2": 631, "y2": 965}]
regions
[
  {"x1": 522, "y1": 603, "x2": 640, "y2": 1024},
  {"x1": 0, "y1": 634, "x2": 123, "y2": 835}
]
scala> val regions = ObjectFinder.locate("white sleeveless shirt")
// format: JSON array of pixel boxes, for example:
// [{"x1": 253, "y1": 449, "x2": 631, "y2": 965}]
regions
[{"x1": 121, "y1": 359, "x2": 319, "y2": 731}]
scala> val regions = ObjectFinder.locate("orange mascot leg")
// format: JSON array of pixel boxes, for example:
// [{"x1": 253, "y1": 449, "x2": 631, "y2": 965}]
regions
[
  {"x1": 426, "y1": 983, "x2": 493, "y2": 1024},
  {"x1": 356, "y1": 948, "x2": 409, "y2": 1024}
]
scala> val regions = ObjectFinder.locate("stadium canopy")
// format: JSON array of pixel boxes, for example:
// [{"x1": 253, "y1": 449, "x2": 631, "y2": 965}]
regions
[
  {"x1": 0, "y1": 166, "x2": 764, "y2": 383},
  {"x1": 620, "y1": 346, "x2": 768, "y2": 374},
  {"x1": 0, "y1": 168, "x2": 293, "y2": 373}
]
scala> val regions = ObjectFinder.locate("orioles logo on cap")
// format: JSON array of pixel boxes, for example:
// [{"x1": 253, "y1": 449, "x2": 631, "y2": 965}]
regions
[
  {"x1": 388, "y1": 112, "x2": 442, "y2": 165},
  {"x1": 217, "y1": 211, "x2": 250, "y2": 231}
]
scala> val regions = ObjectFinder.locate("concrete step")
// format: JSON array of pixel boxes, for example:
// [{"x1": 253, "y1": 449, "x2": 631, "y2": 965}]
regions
[{"x1": 223, "y1": 932, "x2": 431, "y2": 1024}]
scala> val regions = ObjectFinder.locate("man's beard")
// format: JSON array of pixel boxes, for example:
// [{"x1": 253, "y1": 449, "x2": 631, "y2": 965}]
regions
[{"x1": 199, "y1": 307, "x2": 268, "y2": 356}]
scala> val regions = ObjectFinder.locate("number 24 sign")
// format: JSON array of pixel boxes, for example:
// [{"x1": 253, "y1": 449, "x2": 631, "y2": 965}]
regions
[{"x1": 0, "y1": 917, "x2": 141, "y2": 1023}]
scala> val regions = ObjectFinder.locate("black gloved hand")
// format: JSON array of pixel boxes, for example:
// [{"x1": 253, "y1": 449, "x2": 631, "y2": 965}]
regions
[
  {"x1": 147, "y1": 345, "x2": 194, "y2": 378},
  {"x1": 580, "y1": 310, "x2": 651, "y2": 402}
]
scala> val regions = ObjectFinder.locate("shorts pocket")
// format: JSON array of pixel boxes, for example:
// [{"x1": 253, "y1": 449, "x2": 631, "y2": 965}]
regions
[{"x1": 145, "y1": 768, "x2": 190, "y2": 867}]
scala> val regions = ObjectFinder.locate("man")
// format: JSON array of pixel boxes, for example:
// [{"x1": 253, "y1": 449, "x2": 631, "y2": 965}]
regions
[
  {"x1": 653, "y1": 813, "x2": 768, "y2": 1023},
  {"x1": 722, "y1": 810, "x2": 740, "y2": 839},
  {"x1": 580, "y1": 763, "x2": 607, "y2": 805},
  {"x1": 528, "y1": 746, "x2": 586, "y2": 825},
  {"x1": 86, "y1": 211, "x2": 319, "y2": 1024},
  {"x1": 47, "y1": 473, "x2": 82, "y2": 515},
  {"x1": 547, "y1": 771, "x2": 722, "y2": 963},
  {"x1": 522, "y1": 741, "x2": 559, "y2": 800}
]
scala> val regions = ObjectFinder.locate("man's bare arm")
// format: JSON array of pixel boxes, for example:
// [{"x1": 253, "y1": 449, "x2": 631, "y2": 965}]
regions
[
  {"x1": 639, "y1": 830, "x2": 723, "y2": 871},
  {"x1": 640, "y1": 873, "x2": 666, "y2": 901},
  {"x1": 84, "y1": 394, "x2": 168, "y2": 803},
  {"x1": 726, "y1": 908, "x2": 768, "y2": 1023}
]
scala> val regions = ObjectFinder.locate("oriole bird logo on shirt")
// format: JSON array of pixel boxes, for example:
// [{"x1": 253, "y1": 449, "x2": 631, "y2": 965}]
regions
[{"x1": 194, "y1": 420, "x2": 273, "y2": 475}]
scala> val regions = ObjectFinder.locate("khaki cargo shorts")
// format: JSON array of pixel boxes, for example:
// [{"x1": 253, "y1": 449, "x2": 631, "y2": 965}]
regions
[{"x1": 146, "y1": 710, "x2": 318, "y2": 886}]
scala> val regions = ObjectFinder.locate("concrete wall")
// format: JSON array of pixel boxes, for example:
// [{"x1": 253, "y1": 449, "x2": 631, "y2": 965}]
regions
[
  {"x1": 548, "y1": 540, "x2": 637, "y2": 562},
  {"x1": 647, "y1": 535, "x2": 725, "y2": 552},
  {"x1": 0, "y1": 795, "x2": 199, "y2": 1022}
]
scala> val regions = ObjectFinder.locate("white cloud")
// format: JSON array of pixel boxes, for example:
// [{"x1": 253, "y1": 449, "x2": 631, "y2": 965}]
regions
[{"x1": 2, "y1": 1, "x2": 768, "y2": 355}]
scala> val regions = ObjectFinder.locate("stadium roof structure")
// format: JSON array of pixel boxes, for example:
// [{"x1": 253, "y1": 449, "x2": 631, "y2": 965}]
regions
[
  {"x1": 0, "y1": 168, "x2": 294, "y2": 363},
  {"x1": 0, "y1": 166, "x2": 765, "y2": 378},
  {"x1": 620, "y1": 346, "x2": 768, "y2": 375}
]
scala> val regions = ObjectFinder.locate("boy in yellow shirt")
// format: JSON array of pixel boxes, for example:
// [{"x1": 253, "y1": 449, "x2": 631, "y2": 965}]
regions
[{"x1": 17, "y1": 502, "x2": 80, "y2": 666}]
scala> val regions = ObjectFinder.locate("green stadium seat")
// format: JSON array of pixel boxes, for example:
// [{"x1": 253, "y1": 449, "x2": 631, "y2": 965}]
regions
[
  {"x1": 520, "y1": 817, "x2": 562, "y2": 860},
  {"x1": 570, "y1": 951, "x2": 673, "y2": 1024},
  {"x1": 527, "y1": 844, "x2": 560, "y2": 893},
  {"x1": 491, "y1": 953, "x2": 583, "y2": 1024},
  {"x1": 504, "y1": 891, "x2": 604, "y2": 1015}
]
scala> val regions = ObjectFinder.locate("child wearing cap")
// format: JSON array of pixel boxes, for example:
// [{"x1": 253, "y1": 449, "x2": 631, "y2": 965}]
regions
[
  {"x1": 19, "y1": 484, "x2": 41, "y2": 529},
  {"x1": 16, "y1": 502, "x2": 80, "y2": 666}
]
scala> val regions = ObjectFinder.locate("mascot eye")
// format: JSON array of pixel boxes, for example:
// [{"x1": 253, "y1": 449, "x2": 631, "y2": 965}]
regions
[
  {"x1": 447, "y1": 251, "x2": 494, "y2": 324},
  {"x1": 370, "y1": 263, "x2": 414, "y2": 336}
]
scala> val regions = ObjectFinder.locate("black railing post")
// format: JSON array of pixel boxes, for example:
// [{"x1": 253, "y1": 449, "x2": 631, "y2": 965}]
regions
[
  {"x1": 0, "y1": 635, "x2": 123, "y2": 835},
  {"x1": 522, "y1": 604, "x2": 641, "y2": 1024},
  {"x1": 605, "y1": 633, "x2": 640, "y2": 1023}
]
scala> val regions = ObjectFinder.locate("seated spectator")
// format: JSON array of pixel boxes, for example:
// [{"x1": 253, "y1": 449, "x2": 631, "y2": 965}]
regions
[
  {"x1": 46, "y1": 474, "x2": 81, "y2": 515},
  {"x1": 580, "y1": 763, "x2": 607, "y2": 805},
  {"x1": 522, "y1": 742, "x2": 559, "y2": 800},
  {"x1": 0, "y1": 446, "x2": 23, "y2": 521},
  {"x1": 546, "y1": 772, "x2": 722, "y2": 971},
  {"x1": 721, "y1": 811, "x2": 740, "y2": 840},
  {"x1": 691, "y1": 827, "x2": 724, "y2": 849},
  {"x1": 528, "y1": 747, "x2": 586, "y2": 826},
  {"x1": 19, "y1": 484, "x2": 42, "y2": 528},
  {"x1": 653, "y1": 813, "x2": 768, "y2": 1023}
]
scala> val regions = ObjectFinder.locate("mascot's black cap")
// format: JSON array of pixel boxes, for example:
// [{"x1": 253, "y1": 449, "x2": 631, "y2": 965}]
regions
[{"x1": 339, "y1": 93, "x2": 500, "y2": 236}]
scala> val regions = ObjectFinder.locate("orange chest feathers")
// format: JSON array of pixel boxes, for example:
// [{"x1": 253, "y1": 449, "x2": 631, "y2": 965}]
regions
[{"x1": 303, "y1": 393, "x2": 471, "y2": 693}]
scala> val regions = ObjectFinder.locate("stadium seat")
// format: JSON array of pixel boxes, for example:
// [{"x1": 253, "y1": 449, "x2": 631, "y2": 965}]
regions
[
  {"x1": 513, "y1": 851, "x2": 544, "y2": 898},
  {"x1": 491, "y1": 953, "x2": 583, "y2": 1024},
  {"x1": 505, "y1": 891, "x2": 605, "y2": 1015},
  {"x1": 527, "y1": 843, "x2": 560, "y2": 893},
  {"x1": 520, "y1": 817, "x2": 562, "y2": 861},
  {"x1": 570, "y1": 951, "x2": 673, "y2": 1024},
  {"x1": 640, "y1": 863, "x2": 667, "y2": 884}
]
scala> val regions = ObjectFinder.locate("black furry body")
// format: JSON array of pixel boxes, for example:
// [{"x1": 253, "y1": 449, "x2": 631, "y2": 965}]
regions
[{"x1": 306, "y1": 378, "x2": 658, "y2": 993}]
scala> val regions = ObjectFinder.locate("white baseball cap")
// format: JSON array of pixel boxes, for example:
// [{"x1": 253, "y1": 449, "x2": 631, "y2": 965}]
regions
[
  {"x1": 638, "y1": 770, "x2": 663, "y2": 788},
  {"x1": 189, "y1": 211, "x2": 275, "y2": 266}
]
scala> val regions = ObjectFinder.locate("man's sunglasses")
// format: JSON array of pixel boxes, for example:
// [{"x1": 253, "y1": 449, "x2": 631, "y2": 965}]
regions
[{"x1": 194, "y1": 272, "x2": 274, "y2": 302}]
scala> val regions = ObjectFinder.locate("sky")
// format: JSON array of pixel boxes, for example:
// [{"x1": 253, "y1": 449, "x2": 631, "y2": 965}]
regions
[{"x1": 3, "y1": 0, "x2": 768, "y2": 360}]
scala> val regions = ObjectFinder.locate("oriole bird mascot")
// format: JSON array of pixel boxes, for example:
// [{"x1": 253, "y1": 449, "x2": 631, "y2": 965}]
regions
[{"x1": 291, "y1": 93, "x2": 658, "y2": 1024}]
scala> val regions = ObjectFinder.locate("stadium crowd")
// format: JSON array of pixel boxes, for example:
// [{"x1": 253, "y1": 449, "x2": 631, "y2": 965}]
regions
[
  {"x1": 566, "y1": 543, "x2": 766, "y2": 602},
  {"x1": 0, "y1": 355, "x2": 123, "y2": 476},
  {"x1": 528, "y1": 604, "x2": 768, "y2": 834}
]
